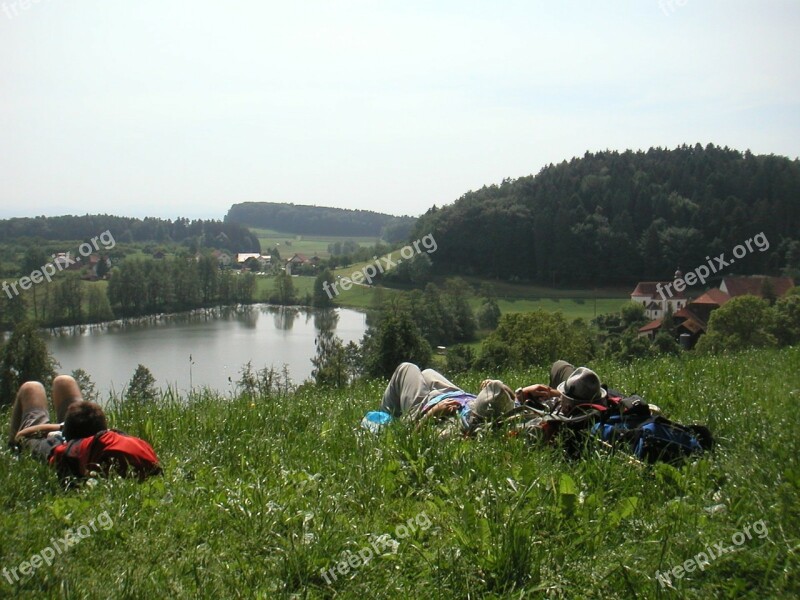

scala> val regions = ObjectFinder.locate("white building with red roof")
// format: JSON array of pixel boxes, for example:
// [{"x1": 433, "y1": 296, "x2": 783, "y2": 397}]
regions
[{"x1": 630, "y1": 271, "x2": 689, "y2": 320}]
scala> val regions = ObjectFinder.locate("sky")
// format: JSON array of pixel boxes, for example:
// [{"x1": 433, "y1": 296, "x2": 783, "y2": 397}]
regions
[{"x1": 1, "y1": 0, "x2": 798, "y2": 221}]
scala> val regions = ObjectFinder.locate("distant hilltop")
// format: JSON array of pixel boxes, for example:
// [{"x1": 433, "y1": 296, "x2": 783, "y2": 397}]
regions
[
  {"x1": 414, "y1": 144, "x2": 800, "y2": 285},
  {"x1": 225, "y1": 202, "x2": 416, "y2": 242}
]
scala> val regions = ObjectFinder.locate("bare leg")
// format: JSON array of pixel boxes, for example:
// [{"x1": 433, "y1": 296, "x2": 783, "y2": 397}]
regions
[
  {"x1": 8, "y1": 381, "x2": 48, "y2": 444},
  {"x1": 52, "y1": 375, "x2": 83, "y2": 422}
]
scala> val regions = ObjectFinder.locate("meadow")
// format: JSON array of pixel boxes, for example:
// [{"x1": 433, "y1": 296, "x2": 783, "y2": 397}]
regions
[
  {"x1": 253, "y1": 229, "x2": 381, "y2": 259},
  {"x1": 1, "y1": 347, "x2": 798, "y2": 598}
]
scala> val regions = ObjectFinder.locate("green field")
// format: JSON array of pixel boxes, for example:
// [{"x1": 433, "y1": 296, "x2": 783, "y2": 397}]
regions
[
  {"x1": 1, "y1": 347, "x2": 797, "y2": 598},
  {"x1": 253, "y1": 228, "x2": 381, "y2": 259},
  {"x1": 481, "y1": 297, "x2": 628, "y2": 321},
  {"x1": 327, "y1": 264, "x2": 631, "y2": 320}
]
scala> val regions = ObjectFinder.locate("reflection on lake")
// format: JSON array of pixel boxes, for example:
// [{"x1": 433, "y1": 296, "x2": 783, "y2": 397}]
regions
[{"x1": 46, "y1": 305, "x2": 367, "y2": 397}]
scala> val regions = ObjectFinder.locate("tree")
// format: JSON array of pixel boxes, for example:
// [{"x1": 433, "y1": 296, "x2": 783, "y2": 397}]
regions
[
  {"x1": 445, "y1": 344, "x2": 476, "y2": 373},
  {"x1": 620, "y1": 302, "x2": 648, "y2": 328},
  {"x1": 473, "y1": 339, "x2": 514, "y2": 372},
  {"x1": 361, "y1": 307, "x2": 432, "y2": 379},
  {"x1": 86, "y1": 285, "x2": 114, "y2": 323},
  {"x1": 71, "y1": 368, "x2": 99, "y2": 403},
  {"x1": 311, "y1": 329, "x2": 348, "y2": 387},
  {"x1": 343, "y1": 341, "x2": 362, "y2": 383},
  {"x1": 442, "y1": 278, "x2": 477, "y2": 341},
  {"x1": 243, "y1": 257, "x2": 261, "y2": 272},
  {"x1": 0, "y1": 321, "x2": 58, "y2": 406},
  {"x1": 477, "y1": 297, "x2": 501, "y2": 330},
  {"x1": 1, "y1": 293, "x2": 27, "y2": 329},
  {"x1": 476, "y1": 311, "x2": 593, "y2": 370},
  {"x1": 760, "y1": 278, "x2": 777, "y2": 306},
  {"x1": 770, "y1": 294, "x2": 800, "y2": 347},
  {"x1": 313, "y1": 269, "x2": 336, "y2": 308},
  {"x1": 126, "y1": 364, "x2": 158, "y2": 402},
  {"x1": 21, "y1": 246, "x2": 49, "y2": 321},
  {"x1": 696, "y1": 296, "x2": 777, "y2": 354},
  {"x1": 236, "y1": 272, "x2": 257, "y2": 304},
  {"x1": 198, "y1": 254, "x2": 219, "y2": 304},
  {"x1": 47, "y1": 274, "x2": 83, "y2": 326},
  {"x1": 613, "y1": 329, "x2": 658, "y2": 362},
  {"x1": 108, "y1": 261, "x2": 147, "y2": 316},
  {"x1": 653, "y1": 332, "x2": 681, "y2": 355},
  {"x1": 271, "y1": 272, "x2": 297, "y2": 305},
  {"x1": 95, "y1": 256, "x2": 110, "y2": 279}
]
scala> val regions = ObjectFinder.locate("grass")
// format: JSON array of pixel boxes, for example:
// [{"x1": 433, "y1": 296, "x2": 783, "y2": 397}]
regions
[
  {"x1": 255, "y1": 274, "x2": 316, "y2": 300},
  {"x1": 1, "y1": 347, "x2": 798, "y2": 598},
  {"x1": 254, "y1": 229, "x2": 381, "y2": 259},
  {"x1": 481, "y1": 297, "x2": 628, "y2": 321}
]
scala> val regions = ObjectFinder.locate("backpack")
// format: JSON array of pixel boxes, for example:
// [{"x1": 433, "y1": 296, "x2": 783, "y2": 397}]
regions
[
  {"x1": 51, "y1": 429, "x2": 162, "y2": 483},
  {"x1": 590, "y1": 392, "x2": 713, "y2": 465},
  {"x1": 592, "y1": 415, "x2": 713, "y2": 464},
  {"x1": 514, "y1": 388, "x2": 713, "y2": 464}
]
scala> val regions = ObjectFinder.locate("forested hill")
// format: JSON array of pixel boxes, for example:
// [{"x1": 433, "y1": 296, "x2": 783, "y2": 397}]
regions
[
  {"x1": 0, "y1": 215, "x2": 261, "y2": 253},
  {"x1": 225, "y1": 202, "x2": 416, "y2": 241},
  {"x1": 412, "y1": 144, "x2": 800, "y2": 285}
]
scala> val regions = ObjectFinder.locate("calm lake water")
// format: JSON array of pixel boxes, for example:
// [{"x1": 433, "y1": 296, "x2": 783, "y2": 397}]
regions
[{"x1": 46, "y1": 306, "x2": 367, "y2": 398}]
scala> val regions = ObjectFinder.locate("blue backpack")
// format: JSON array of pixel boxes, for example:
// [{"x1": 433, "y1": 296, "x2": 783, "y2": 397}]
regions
[{"x1": 591, "y1": 400, "x2": 713, "y2": 465}]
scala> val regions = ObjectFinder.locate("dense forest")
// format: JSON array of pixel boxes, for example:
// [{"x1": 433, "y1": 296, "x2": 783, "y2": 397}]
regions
[
  {"x1": 0, "y1": 215, "x2": 261, "y2": 253},
  {"x1": 413, "y1": 144, "x2": 800, "y2": 285},
  {"x1": 225, "y1": 201, "x2": 416, "y2": 241}
]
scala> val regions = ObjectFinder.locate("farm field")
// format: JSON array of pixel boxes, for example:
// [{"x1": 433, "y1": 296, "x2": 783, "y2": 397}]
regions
[
  {"x1": 1, "y1": 347, "x2": 797, "y2": 598},
  {"x1": 253, "y1": 228, "x2": 381, "y2": 259}
]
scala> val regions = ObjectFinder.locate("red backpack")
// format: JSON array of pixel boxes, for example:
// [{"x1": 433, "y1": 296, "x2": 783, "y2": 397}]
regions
[{"x1": 51, "y1": 429, "x2": 162, "y2": 482}]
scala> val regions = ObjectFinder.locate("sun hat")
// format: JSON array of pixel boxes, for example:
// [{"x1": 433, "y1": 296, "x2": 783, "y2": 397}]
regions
[
  {"x1": 556, "y1": 367, "x2": 607, "y2": 411},
  {"x1": 471, "y1": 380, "x2": 514, "y2": 421}
]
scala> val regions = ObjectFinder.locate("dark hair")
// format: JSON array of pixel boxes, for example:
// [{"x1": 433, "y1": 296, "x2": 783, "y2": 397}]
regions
[{"x1": 62, "y1": 402, "x2": 107, "y2": 441}]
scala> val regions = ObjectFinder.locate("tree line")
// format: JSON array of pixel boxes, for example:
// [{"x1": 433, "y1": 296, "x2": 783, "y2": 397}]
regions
[
  {"x1": 0, "y1": 215, "x2": 261, "y2": 254},
  {"x1": 225, "y1": 201, "x2": 416, "y2": 241},
  {"x1": 412, "y1": 144, "x2": 800, "y2": 285},
  {"x1": 107, "y1": 256, "x2": 257, "y2": 318}
]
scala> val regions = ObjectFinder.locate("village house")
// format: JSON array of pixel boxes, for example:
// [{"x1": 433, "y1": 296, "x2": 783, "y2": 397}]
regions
[
  {"x1": 236, "y1": 253, "x2": 271, "y2": 270},
  {"x1": 630, "y1": 270, "x2": 689, "y2": 320},
  {"x1": 212, "y1": 250, "x2": 233, "y2": 268},
  {"x1": 285, "y1": 253, "x2": 320, "y2": 275},
  {"x1": 719, "y1": 275, "x2": 795, "y2": 299},
  {"x1": 635, "y1": 275, "x2": 794, "y2": 346}
]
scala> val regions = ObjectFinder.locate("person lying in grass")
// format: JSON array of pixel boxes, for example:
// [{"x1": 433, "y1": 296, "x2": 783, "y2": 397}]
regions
[
  {"x1": 513, "y1": 360, "x2": 608, "y2": 415},
  {"x1": 377, "y1": 362, "x2": 514, "y2": 434},
  {"x1": 375, "y1": 361, "x2": 604, "y2": 435},
  {"x1": 8, "y1": 375, "x2": 161, "y2": 484}
]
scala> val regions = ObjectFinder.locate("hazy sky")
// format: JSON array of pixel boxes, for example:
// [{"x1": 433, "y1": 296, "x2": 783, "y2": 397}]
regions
[{"x1": 1, "y1": 0, "x2": 798, "y2": 220}]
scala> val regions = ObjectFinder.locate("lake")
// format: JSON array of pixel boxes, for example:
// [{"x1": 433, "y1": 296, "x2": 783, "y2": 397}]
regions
[{"x1": 46, "y1": 305, "x2": 368, "y2": 398}]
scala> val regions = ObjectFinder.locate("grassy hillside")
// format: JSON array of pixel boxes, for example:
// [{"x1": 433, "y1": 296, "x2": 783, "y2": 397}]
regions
[{"x1": 2, "y1": 348, "x2": 798, "y2": 598}]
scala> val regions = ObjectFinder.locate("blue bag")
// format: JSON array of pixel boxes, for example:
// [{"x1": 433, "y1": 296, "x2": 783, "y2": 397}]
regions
[
  {"x1": 592, "y1": 414, "x2": 711, "y2": 464},
  {"x1": 361, "y1": 411, "x2": 393, "y2": 433}
]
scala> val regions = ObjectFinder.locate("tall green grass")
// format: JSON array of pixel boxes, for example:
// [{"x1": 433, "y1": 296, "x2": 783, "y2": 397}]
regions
[{"x1": 1, "y1": 348, "x2": 798, "y2": 598}]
